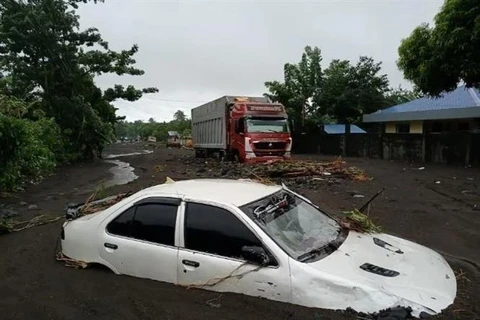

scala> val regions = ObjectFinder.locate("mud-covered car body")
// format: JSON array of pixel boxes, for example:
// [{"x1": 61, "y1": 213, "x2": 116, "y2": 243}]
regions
[{"x1": 61, "y1": 179, "x2": 456, "y2": 317}]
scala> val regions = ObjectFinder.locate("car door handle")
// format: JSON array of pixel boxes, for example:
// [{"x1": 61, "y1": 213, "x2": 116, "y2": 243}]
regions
[
  {"x1": 104, "y1": 242, "x2": 118, "y2": 250},
  {"x1": 182, "y1": 259, "x2": 200, "y2": 268}
]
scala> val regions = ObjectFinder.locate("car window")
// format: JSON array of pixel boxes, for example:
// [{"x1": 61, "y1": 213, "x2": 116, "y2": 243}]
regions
[
  {"x1": 184, "y1": 202, "x2": 263, "y2": 260},
  {"x1": 106, "y1": 206, "x2": 135, "y2": 237},
  {"x1": 131, "y1": 203, "x2": 178, "y2": 246}
]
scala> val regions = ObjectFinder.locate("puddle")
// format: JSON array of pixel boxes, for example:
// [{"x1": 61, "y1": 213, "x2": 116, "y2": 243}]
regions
[
  {"x1": 104, "y1": 150, "x2": 153, "y2": 159},
  {"x1": 103, "y1": 159, "x2": 138, "y2": 187}
]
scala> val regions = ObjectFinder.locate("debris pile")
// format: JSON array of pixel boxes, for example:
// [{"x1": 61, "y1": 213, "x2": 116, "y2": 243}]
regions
[
  {"x1": 343, "y1": 306, "x2": 413, "y2": 320},
  {"x1": 247, "y1": 157, "x2": 369, "y2": 182},
  {"x1": 182, "y1": 156, "x2": 370, "y2": 188}
]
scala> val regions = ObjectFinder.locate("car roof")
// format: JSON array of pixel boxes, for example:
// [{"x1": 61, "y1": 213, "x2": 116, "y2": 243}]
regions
[{"x1": 139, "y1": 178, "x2": 282, "y2": 207}]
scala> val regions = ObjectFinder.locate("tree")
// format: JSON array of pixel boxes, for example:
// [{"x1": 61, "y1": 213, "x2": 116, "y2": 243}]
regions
[
  {"x1": 318, "y1": 56, "x2": 389, "y2": 156},
  {"x1": 319, "y1": 56, "x2": 389, "y2": 124},
  {"x1": 0, "y1": 0, "x2": 158, "y2": 159},
  {"x1": 116, "y1": 110, "x2": 192, "y2": 142},
  {"x1": 173, "y1": 110, "x2": 186, "y2": 122},
  {"x1": 384, "y1": 86, "x2": 423, "y2": 107},
  {"x1": 265, "y1": 46, "x2": 323, "y2": 134},
  {"x1": 397, "y1": 0, "x2": 480, "y2": 96}
]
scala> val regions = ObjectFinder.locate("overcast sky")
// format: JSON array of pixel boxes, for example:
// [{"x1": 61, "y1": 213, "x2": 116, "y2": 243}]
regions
[{"x1": 77, "y1": 0, "x2": 443, "y2": 122}]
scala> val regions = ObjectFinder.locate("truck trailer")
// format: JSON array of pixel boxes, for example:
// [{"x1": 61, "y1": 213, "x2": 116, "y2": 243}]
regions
[{"x1": 191, "y1": 96, "x2": 292, "y2": 163}]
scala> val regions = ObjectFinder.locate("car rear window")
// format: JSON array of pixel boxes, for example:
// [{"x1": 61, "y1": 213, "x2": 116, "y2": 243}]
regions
[
  {"x1": 107, "y1": 206, "x2": 135, "y2": 237},
  {"x1": 132, "y1": 203, "x2": 178, "y2": 246},
  {"x1": 106, "y1": 203, "x2": 178, "y2": 247}
]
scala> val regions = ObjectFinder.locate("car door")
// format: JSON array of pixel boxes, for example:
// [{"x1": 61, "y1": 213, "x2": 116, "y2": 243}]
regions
[
  {"x1": 99, "y1": 197, "x2": 181, "y2": 284},
  {"x1": 177, "y1": 201, "x2": 292, "y2": 303}
]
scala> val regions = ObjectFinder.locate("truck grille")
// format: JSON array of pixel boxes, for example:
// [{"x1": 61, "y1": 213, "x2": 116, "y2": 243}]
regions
[
  {"x1": 255, "y1": 151, "x2": 286, "y2": 157},
  {"x1": 254, "y1": 141, "x2": 287, "y2": 150}
]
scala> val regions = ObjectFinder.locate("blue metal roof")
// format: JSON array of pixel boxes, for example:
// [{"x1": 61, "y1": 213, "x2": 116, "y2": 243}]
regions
[
  {"x1": 320, "y1": 124, "x2": 366, "y2": 134},
  {"x1": 363, "y1": 85, "x2": 480, "y2": 122}
]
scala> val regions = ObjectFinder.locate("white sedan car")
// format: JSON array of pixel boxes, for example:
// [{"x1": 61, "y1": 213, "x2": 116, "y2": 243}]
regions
[{"x1": 61, "y1": 179, "x2": 456, "y2": 318}]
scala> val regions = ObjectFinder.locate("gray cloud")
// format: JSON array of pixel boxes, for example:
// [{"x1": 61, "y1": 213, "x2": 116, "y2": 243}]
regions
[{"x1": 78, "y1": 0, "x2": 443, "y2": 121}]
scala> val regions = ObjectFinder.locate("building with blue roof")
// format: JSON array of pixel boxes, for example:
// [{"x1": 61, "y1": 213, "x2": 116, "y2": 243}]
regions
[
  {"x1": 363, "y1": 85, "x2": 480, "y2": 134},
  {"x1": 362, "y1": 85, "x2": 479, "y2": 164}
]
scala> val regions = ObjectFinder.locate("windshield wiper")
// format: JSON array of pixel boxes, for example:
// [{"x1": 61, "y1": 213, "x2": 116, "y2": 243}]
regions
[{"x1": 297, "y1": 232, "x2": 344, "y2": 262}]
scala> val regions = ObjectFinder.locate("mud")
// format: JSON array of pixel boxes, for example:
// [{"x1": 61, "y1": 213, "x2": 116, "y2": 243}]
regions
[{"x1": 0, "y1": 142, "x2": 478, "y2": 320}]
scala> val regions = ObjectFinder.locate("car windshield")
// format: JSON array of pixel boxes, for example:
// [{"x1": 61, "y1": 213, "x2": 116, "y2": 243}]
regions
[
  {"x1": 240, "y1": 190, "x2": 342, "y2": 261},
  {"x1": 246, "y1": 118, "x2": 289, "y2": 133}
]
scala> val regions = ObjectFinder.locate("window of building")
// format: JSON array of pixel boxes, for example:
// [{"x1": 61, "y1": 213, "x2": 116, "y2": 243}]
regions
[
  {"x1": 430, "y1": 121, "x2": 452, "y2": 133},
  {"x1": 395, "y1": 123, "x2": 410, "y2": 133},
  {"x1": 131, "y1": 203, "x2": 178, "y2": 246},
  {"x1": 184, "y1": 202, "x2": 263, "y2": 260},
  {"x1": 106, "y1": 202, "x2": 178, "y2": 246}
]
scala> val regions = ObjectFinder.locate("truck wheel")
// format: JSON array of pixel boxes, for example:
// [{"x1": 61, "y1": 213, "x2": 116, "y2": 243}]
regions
[
  {"x1": 234, "y1": 152, "x2": 241, "y2": 163},
  {"x1": 224, "y1": 151, "x2": 234, "y2": 162},
  {"x1": 219, "y1": 151, "x2": 227, "y2": 162}
]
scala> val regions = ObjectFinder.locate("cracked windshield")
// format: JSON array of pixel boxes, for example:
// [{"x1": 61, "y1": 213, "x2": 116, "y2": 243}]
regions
[{"x1": 241, "y1": 191, "x2": 340, "y2": 260}]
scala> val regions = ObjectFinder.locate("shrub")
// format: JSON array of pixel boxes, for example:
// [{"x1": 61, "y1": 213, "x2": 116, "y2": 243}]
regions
[{"x1": 0, "y1": 96, "x2": 63, "y2": 191}]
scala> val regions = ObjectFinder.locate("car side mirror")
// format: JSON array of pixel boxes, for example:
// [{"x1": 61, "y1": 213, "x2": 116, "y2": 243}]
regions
[{"x1": 241, "y1": 245, "x2": 270, "y2": 266}]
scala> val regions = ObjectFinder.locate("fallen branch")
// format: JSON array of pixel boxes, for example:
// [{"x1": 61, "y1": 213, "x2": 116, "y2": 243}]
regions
[
  {"x1": 1, "y1": 214, "x2": 62, "y2": 235},
  {"x1": 242, "y1": 167, "x2": 276, "y2": 186},
  {"x1": 339, "y1": 209, "x2": 382, "y2": 233},
  {"x1": 185, "y1": 263, "x2": 263, "y2": 289},
  {"x1": 455, "y1": 269, "x2": 471, "y2": 283},
  {"x1": 56, "y1": 252, "x2": 88, "y2": 269},
  {"x1": 205, "y1": 294, "x2": 223, "y2": 308},
  {"x1": 66, "y1": 191, "x2": 132, "y2": 220}
]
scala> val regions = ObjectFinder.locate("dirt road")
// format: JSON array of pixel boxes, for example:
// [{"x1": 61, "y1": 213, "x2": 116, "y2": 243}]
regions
[{"x1": 0, "y1": 143, "x2": 478, "y2": 320}]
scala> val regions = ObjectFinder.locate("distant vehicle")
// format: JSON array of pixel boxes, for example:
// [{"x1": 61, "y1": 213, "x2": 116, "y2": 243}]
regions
[
  {"x1": 60, "y1": 179, "x2": 456, "y2": 318},
  {"x1": 166, "y1": 131, "x2": 181, "y2": 148},
  {"x1": 147, "y1": 136, "x2": 157, "y2": 143},
  {"x1": 191, "y1": 96, "x2": 292, "y2": 163}
]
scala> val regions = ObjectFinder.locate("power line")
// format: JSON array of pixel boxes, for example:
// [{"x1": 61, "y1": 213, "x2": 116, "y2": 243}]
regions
[{"x1": 143, "y1": 96, "x2": 207, "y2": 103}]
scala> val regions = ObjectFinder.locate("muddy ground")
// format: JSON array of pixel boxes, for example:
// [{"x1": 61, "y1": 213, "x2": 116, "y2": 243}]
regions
[{"x1": 0, "y1": 142, "x2": 479, "y2": 320}]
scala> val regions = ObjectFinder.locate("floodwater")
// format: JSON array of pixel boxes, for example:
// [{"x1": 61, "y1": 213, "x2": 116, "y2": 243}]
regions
[
  {"x1": 104, "y1": 150, "x2": 153, "y2": 159},
  {"x1": 103, "y1": 159, "x2": 138, "y2": 188},
  {"x1": 101, "y1": 149, "x2": 154, "y2": 187}
]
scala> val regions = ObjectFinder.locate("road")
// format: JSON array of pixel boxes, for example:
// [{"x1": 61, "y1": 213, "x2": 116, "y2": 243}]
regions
[{"x1": 0, "y1": 142, "x2": 478, "y2": 320}]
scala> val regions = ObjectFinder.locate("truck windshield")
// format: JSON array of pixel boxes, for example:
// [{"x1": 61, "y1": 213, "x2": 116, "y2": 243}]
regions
[
  {"x1": 246, "y1": 118, "x2": 289, "y2": 133},
  {"x1": 240, "y1": 190, "x2": 345, "y2": 262}
]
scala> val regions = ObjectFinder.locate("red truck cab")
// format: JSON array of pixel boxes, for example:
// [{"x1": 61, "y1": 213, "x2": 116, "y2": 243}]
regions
[{"x1": 228, "y1": 100, "x2": 292, "y2": 163}]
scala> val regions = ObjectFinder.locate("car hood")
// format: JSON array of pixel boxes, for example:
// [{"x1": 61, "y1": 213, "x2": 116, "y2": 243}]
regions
[{"x1": 306, "y1": 231, "x2": 457, "y2": 315}]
